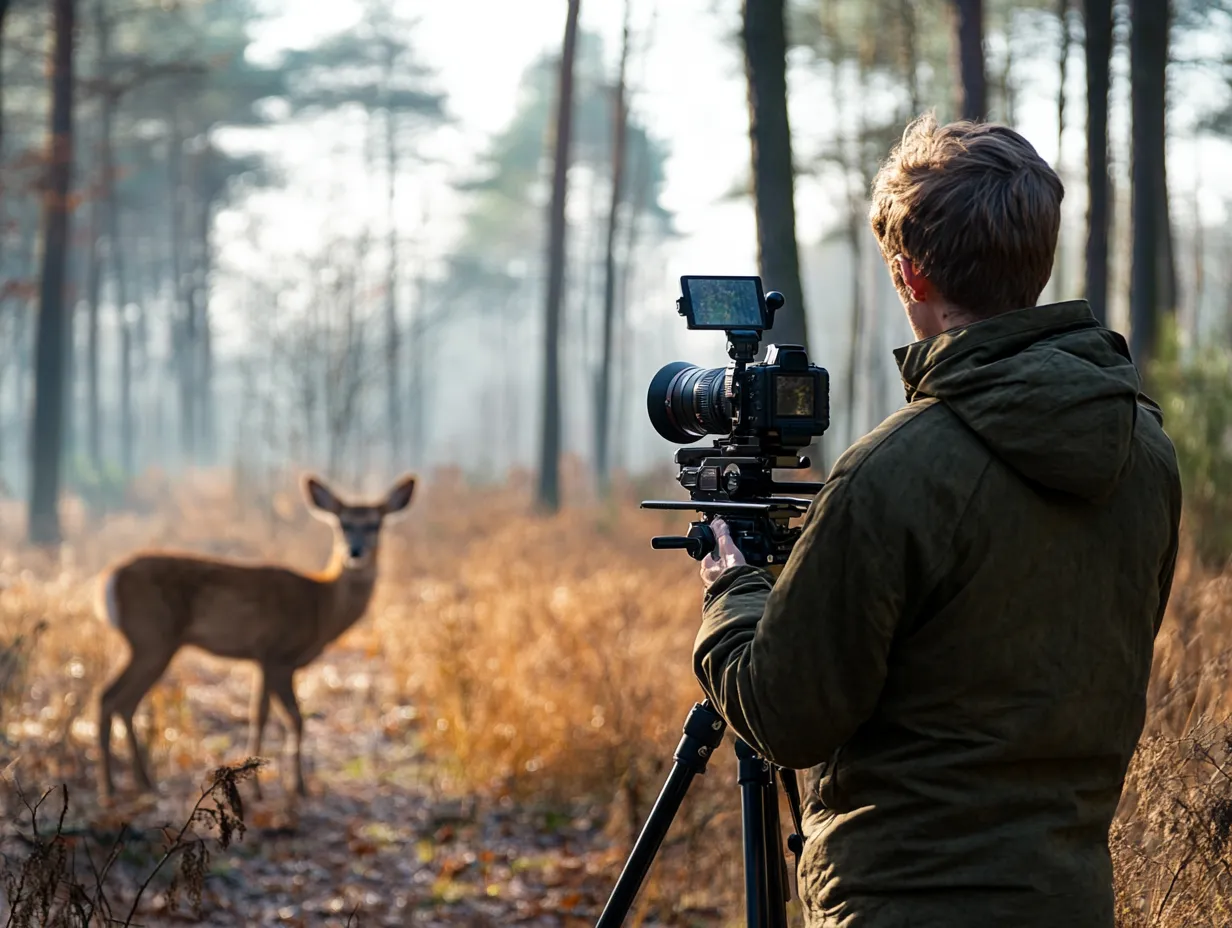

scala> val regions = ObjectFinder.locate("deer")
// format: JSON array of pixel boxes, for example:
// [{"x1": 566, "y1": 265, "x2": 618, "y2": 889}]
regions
[{"x1": 95, "y1": 473, "x2": 415, "y2": 801}]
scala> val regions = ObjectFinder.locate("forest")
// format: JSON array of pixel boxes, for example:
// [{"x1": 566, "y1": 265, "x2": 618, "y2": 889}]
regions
[{"x1": 1, "y1": 0, "x2": 1232, "y2": 925}]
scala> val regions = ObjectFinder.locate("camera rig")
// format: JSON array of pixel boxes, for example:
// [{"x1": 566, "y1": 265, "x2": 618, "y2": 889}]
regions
[
  {"x1": 596, "y1": 278, "x2": 830, "y2": 928},
  {"x1": 641, "y1": 277, "x2": 830, "y2": 572}
]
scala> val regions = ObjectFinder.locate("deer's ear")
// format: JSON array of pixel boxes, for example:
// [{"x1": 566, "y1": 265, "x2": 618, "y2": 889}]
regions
[
  {"x1": 302, "y1": 475, "x2": 343, "y2": 516},
  {"x1": 381, "y1": 474, "x2": 416, "y2": 517}
]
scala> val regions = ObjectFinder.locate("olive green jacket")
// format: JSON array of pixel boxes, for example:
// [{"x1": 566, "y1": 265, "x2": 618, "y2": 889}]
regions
[{"x1": 695, "y1": 302, "x2": 1182, "y2": 927}]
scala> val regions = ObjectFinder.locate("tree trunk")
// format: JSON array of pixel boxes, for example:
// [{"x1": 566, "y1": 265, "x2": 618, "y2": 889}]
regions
[
  {"x1": 742, "y1": 0, "x2": 809, "y2": 353},
  {"x1": 997, "y1": 10, "x2": 1016, "y2": 124},
  {"x1": 13, "y1": 210, "x2": 36, "y2": 483},
  {"x1": 0, "y1": 0, "x2": 10, "y2": 497},
  {"x1": 1129, "y1": 0, "x2": 1171, "y2": 368},
  {"x1": 900, "y1": 0, "x2": 921, "y2": 117},
  {"x1": 168, "y1": 113, "x2": 196, "y2": 462},
  {"x1": 1053, "y1": 0, "x2": 1070, "y2": 302},
  {"x1": 1083, "y1": 0, "x2": 1113, "y2": 325},
  {"x1": 98, "y1": 0, "x2": 133, "y2": 477},
  {"x1": 28, "y1": 0, "x2": 75, "y2": 546},
  {"x1": 85, "y1": 0, "x2": 112, "y2": 474},
  {"x1": 0, "y1": 0, "x2": 12, "y2": 257},
  {"x1": 407, "y1": 199, "x2": 429, "y2": 470},
  {"x1": 85, "y1": 195, "x2": 102, "y2": 472},
  {"x1": 383, "y1": 48, "x2": 401, "y2": 472},
  {"x1": 844, "y1": 211, "x2": 864, "y2": 448},
  {"x1": 952, "y1": 0, "x2": 987, "y2": 121},
  {"x1": 536, "y1": 0, "x2": 580, "y2": 513},
  {"x1": 112, "y1": 208, "x2": 133, "y2": 477},
  {"x1": 595, "y1": 0, "x2": 630, "y2": 495},
  {"x1": 822, "y1": 0, "x2": 857, "y2": 459},
  {"x1": 195, "y1": 173, "x2": 215, "y2": 463},
  {"x1": 1190, "y1": 158, "x2": 1203, "y2": 342}
]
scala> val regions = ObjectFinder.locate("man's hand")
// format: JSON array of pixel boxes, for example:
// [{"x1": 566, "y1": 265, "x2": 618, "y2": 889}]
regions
[{"x1": 700, "y1": 518, "x2": 747, "y2": 590}]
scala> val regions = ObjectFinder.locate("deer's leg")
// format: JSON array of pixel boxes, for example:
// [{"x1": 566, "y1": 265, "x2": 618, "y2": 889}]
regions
[
  {"x1": 103, "y1": 648, "x2": 175, "y2": 794},
  {"x1": 247, "y1": 666, "x2": 271, "y2": 799},
  {"x1": 97, "y1": 671, "x2": 121, "y2": 800},
  {"x1": 268, "y1": 667, "x2": 306, "y2": 797}
]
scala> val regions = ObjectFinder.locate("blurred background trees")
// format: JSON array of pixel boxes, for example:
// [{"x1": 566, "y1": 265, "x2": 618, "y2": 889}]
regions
[{"x1": 2, "y1": 0, "x2": 1232, "y2": 554}]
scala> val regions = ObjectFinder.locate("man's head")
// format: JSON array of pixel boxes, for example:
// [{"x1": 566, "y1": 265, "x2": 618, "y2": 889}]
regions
[{"x1": 869, "y1": 113, "x2": 1064, "y2": 340}]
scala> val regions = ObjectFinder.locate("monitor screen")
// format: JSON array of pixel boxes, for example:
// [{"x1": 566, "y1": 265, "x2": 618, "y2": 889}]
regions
[{"x1": 682, "y1": 277, "x2": 767, "y2": 330}]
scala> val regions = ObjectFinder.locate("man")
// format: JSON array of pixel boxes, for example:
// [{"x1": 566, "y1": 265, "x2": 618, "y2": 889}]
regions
[{"x1": 694, "y1": 114, "x2": 1182, "y2": 927}]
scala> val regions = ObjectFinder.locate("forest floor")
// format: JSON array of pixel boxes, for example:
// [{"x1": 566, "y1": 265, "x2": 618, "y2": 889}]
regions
[{"x1": 1, "y1": 640, "x2": 668, "y2": 928}]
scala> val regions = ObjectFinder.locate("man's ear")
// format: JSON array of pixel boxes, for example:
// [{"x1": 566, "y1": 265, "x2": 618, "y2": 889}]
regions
[
  {"x1": 302, "y1": 474, "x2": 343, "y2": 517},
  {"x1": 896, "y1": 254, "x2": 930, "y2": 303},
  {"x1": 381, "y1": 474, "x2": 416, "y2": 518}
]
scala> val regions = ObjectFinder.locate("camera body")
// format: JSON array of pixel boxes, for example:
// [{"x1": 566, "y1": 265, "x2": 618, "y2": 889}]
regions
[
  {"x1": 728, "y1": 342, "x2": 830, "y2": 451},
  {"x1": 642, "y1": 276, "x2": 831, "y2": 570}
]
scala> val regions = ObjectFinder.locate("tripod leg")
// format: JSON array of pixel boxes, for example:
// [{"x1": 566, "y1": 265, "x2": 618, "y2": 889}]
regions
[
  {"x1": 736, "y1": 739, "x2": 771, "y2": 928},
  {"x1": 763, "y1": 774, "x2": 790, "y2": 928},
  {"x1": 778, "y1": 766, "x2": 807, "y2": 865},
  {"x1": 595, "y1": 702, "x2": 727, "y2": 928}
]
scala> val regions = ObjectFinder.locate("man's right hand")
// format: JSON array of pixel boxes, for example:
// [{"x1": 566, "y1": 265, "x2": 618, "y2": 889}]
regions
[{"x1": 700, "y1": 518, "x2": 747, "y2": 591}]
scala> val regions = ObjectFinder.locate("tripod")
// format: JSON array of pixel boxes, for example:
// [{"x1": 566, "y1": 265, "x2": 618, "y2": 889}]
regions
[{"x1": 595, "y1": 700, "x2": 806, "y2": 927}]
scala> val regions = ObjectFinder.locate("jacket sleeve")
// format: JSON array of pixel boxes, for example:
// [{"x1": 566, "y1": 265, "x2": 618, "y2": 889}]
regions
[
  {"x1": 693, "y1": 473, "x2": 908, "y2": 770},
  {"x1": 1153, "y1": 469, "x2": 1183, "y2": 634}
]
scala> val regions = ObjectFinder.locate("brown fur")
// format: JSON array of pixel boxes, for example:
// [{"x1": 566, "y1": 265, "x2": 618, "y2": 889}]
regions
[{"x1": 96, "y1": 473, "x2": 415, "y2": 800}]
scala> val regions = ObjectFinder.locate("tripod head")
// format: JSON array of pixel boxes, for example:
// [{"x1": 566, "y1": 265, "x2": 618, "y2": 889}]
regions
[{"x1": 642, "y1": 440, "x2": 822, "y2": 569}]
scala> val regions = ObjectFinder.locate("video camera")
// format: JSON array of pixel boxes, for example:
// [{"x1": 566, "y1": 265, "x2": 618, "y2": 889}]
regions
[{"x1": 642, "y1": 276, "x2": 831, "y2": 572}]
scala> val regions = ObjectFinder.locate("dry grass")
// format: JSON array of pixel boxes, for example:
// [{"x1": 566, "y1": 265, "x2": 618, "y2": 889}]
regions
[
  {"x1": 0, "y1": 469, "x2": 1229, "y2": 924},
  {"x1": 1112, "y1": 529, "x2": 1232, "y2": 927}
]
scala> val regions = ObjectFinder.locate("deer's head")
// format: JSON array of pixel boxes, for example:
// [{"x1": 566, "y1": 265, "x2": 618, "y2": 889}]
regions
[{"x1": 302, "y1": 474, "x2": 416, "y2": 571}]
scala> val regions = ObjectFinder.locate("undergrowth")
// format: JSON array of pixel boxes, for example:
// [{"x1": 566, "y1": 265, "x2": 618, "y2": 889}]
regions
[{"x1": 1, "y1": 760, "x2": 257, "y2": 926}]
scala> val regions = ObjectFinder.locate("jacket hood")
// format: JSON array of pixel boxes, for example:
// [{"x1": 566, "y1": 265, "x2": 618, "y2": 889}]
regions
[{"x1": 894, "y1": 301, "x2": 1152, "y2": 501}]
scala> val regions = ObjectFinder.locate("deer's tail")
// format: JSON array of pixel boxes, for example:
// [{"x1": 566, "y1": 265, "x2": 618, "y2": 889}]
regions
[{"x1": 95, "y1": 571, "x2": 121, "y2": 629}]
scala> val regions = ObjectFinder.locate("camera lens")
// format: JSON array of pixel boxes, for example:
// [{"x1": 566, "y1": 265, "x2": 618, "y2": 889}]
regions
[{"x1": 647, "y1": 361, "x2": 731, "y2": 443}]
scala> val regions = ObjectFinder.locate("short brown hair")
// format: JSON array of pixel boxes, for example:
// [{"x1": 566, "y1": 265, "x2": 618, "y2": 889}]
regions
[{"x1": 869, "y1": 113, "x2": 1064, "y2": 316}]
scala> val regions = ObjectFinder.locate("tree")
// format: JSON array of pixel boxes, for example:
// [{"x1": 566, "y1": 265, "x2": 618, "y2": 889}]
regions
[
  {"x1": 83, "y1": 0, "x2": 109, "y2": 475},
  {"x1": 0, "y1": 0, "x2": 13, "y2": 189},
  {"x1": 1083, "y1": 0, "x2": 1114, "y2": 325},
  {"x1": 536, "y1": 0, "x2": 581, "y2": 513},
  {"x1": 443, "y1": 27, "x2": 669, "y2": 485},
  {"x1": 799, "y1": 0, "x2": 928, "y2": 443},
  {"x1": 447, "y1": 31, "x2": 669, "y2": 285},
  {"x1": 27, "y1": 0, "x2": 75, "y2": 545},
  {"x1": 952, "y1": 0, "x2": 987, "y2": 121},
  {"x1": 115, "y1": 1, "x2": 284, "y2": 467},
  {"x1": 594, "y1": 1, "x2": 631, "y2": 495},
  {"x1": 281, "y1": 5, "x2": 445, "y2": 472},
  {"x1": 742, "y1": 0, "x2": 809, "y2": 351},
  {"x1": 1053, "y1": 0, "x2": 1071, "y2": 301},
  {"x1": 1129, "y1": 0, "x2": 1174, "y2": 368},
  {"x1": 83, "y1": 0, "x2": 189, "y2": 480}
]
